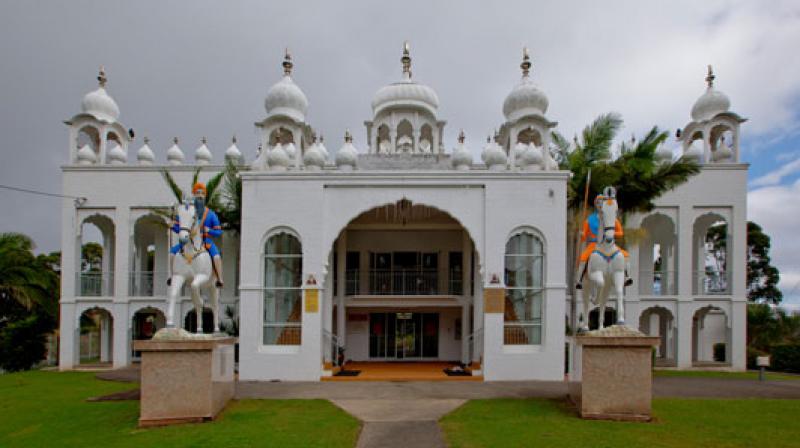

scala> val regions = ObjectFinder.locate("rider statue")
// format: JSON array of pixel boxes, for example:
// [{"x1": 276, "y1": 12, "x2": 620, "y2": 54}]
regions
[
  {"x1": 576, "y1": 193, "x2": 632, "y2": 290},
  {"x1": 169, "y1": 182, "x2": 224, "y2": 288}
]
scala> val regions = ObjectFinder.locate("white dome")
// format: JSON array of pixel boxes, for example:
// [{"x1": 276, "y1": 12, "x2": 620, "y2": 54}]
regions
[
  {"x1": 372, "y1": 80, "x2": 439, "y2": 117},
  {"x1": 80, "y1": 67, "x2": 119, "y2": 123},
  {"x1": 512, "y1": 142, "x2": 528, "y2": 160},
  {"x1": 166, "y1": 138, "x2": 185, "y2": 165},
  {"x1": 317, "y1": 137, "x2": 329, "y2": 159},
  {"x1": 336, "y1": 131, "x2": 359, "y2": 170},
  {"x1": 107, "y1": 141, "x2": 127, "y2": 165},
  {"x1": 451, "y1": 132, "x2": 472, "y2": 170},
  {"x1": 267, "y1": 143, "x2": 290, "y2": 171},
  {"x1": 303, "y1": 142, "x2": 326, "y2": 170},
  {"x1": 482, "y1": 138, "x2": 507, "y2": 170},
  {"x1": 225, "y1": 137, "x2": 242, "y2": 163},
  {"x1": 684, "y1": 140, "x2": 704, "y2": 162},
  {"x1": 503, "y1": 77, "x2": 549, "y2": 121},
  {"x1": 690, "y1": 66, "x2": 730, "y2": 122},
  {"x1": 519, "y1": 143, "x2": 543, "y2": 169},
  {"x1": 655, "y1": 142, "x2": 673, "y2": 162},
  {"x1": 265, "y1": 76, "x2": 308, "y2": 122},
  {"x1": 76, "y1": 144, "x2": 97, "y2": 165},
  {"x1": 195, "y1": 138, "x2": 212, "y2": 165},
  {"x1": 283, "y1": 141, "x2": 297, "y2": 159},
  {"x1": 137, "y1": 139, "x2": 155, "y2": 165}
]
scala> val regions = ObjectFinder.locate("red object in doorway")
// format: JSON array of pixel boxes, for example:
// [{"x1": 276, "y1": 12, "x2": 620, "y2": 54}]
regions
[
  {"x1": 372, "y1": 322, "x2": 383, "y2": 335},
  {"x1": 425, "y1": 321, "x2": 436, "y2": 337}
]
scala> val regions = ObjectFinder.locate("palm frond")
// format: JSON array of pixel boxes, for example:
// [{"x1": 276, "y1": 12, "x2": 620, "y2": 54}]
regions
[
  {"x1": 160, "y1": 169, "x2": 184, "y2": 202},
  {"x1": 581, "y1": 112, "x2": 622, "y2": 163},
  {"x1": 191, "y1": 167, "x2": 201, "y2": 189},
  {"x1": 205, "y1": 170, "x2": 226, "y2": 204}
]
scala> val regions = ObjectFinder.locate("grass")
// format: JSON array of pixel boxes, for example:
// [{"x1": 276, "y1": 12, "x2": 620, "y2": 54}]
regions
[
  {"x1": 654, "y1": 369, "x2": 800, "y2": 381},
  {"x1": 441, "y1": 398, "x2": 800, "y2": 448},
  {"x1": 0, "y1": 370, "x2": 360, "y2": 448}
]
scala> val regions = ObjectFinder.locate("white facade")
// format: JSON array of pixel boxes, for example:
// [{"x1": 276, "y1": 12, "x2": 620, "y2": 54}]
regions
[{"x1": 58, "y1": 51, "x2": 746, "y2": 380}]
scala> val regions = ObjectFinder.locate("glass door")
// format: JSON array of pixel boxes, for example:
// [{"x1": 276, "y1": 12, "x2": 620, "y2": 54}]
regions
[{"x1": 395, "y1": 313, "x2": 417, "y2": 359}]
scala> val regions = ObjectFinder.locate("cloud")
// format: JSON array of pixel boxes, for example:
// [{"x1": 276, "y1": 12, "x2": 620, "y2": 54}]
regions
[
  {"x1": 748, "y1": 179, "x2": 800, "y2": 305},
  {"x1": 751, "y1": 156, "x2": 800, "y2": 187}
]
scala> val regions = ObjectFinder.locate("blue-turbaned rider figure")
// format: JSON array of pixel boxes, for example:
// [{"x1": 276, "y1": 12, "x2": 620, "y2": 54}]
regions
[{"x1": 169, "y1": 182, "x2": 224, "y2": 287}]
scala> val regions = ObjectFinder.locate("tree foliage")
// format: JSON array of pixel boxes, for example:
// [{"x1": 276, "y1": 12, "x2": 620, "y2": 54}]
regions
[{"x1": 746, "y1": 222, "x2": 782, "y2": 304}]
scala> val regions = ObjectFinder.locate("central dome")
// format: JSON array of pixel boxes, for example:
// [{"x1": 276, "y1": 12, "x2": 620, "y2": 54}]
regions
[
  {"x1": 503, "y1": 50, "x2": 548, "y2": 121},
  {"x1": 371, "y1": 42, "x2": 439, "y2": 117},
  {"x1": 690, "y1": 66, "x2": 730, "y2": 122},
  {"x1": 264, "y1": 51, "x2": 309, "y2": 123},
  {"x1": 80, "y1": 67, "x2": 120, "y2": 123}
]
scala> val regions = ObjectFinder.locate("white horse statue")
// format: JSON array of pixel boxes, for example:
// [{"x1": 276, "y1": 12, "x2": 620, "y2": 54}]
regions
[
  {"x1": 581, "y1": 186, "x2": 626, "y2": 331},
  {"x1": 165, "y1": 200, "x2": 220, "y2": 333}
]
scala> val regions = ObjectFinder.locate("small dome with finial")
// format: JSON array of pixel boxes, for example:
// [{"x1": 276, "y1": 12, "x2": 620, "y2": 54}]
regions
[
  {"x1": 264, "y1": 49, "x2": 309, "y2": 122},
  {"x1": 503, "y1": 48, "x2": 549, "y2": 121},
  {"x1": 452, "y1": 130, "x2": 472, "y2": 170},
  {"x1": 267, "y1": 142, "x2": 290, "y2": 171},
  {"x1": 76, "y1": 144, "x2": 97, "y2": 165},
  {"x1": 166, "y1": 137, "x2": 185, "y2": 165},
  {"x1": 317, "y1": 135, "x2": 329, "y2": 159},
  {"x1": 195, "y1": 137, "x2": 212, "y2": 165},
  {"x1": 519, "y1": 143, "x2": 543, "y2": 170},
  {"x1": 371, "y1": 41, "x2": 440, "y2": 118},
  {"x1": 80, "y1": 66, "x2": 120, "y2": 123},
  {"x1": 225, "y1": 136, "x2": 242, "y2": 163},
  {"x1": 137, "y1": 137, "x2": 155, "y2": 165},
  {"x1": 107, "y1": 140, "x2": 127, "y2": 165},
  {"x1": 691, "y1": 65, "x2": 731, "y2": 122},
  {"x1": 303, "y1": 135, "x2": 326, "y2": 170},
  {"x1": 482, "y1": 133, "x2": 507, "y2": 170},
  {"x1": 336, "y1": 130, "x2": 359, "y2": 171}
]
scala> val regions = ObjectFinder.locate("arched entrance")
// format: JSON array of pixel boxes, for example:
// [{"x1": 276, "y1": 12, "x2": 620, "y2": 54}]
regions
[
  {"x1": 692, "y1": 305, "x2": 730, "y2": 365},
  {"x1": 132, "y1": 307, "x2": 166, "y2": 360},
  {"x1": 639, "y1": 306, "x2": 676, "y2": 366},
  {"x1": 78, "y1": 307, "x2": 113, "y2": 365},
  {"x1": 325, "y1": 199, "x2": 482, "y2": 369}
]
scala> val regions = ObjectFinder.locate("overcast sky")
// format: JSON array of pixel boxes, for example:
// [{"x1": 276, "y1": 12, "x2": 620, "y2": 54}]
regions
[{"x1": 1, "y1": 0, "x2": 799, "y2": 305}]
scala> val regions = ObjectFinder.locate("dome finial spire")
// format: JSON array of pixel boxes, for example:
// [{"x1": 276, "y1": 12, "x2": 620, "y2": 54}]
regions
[
  {"x1": 97, "y1": 66, "x2": 107, "y2": 88},
  {"x1": 521, "y1": 47, "x2": 531, "y2": 78},
  {"x1": 283, "y1": 48, "x2": 293, "y2": 76},
  {"x1": 706, "y1": 64, "x2": 715, "y2": 88},
  {"x1": 458, "y1": 129, "x2": 465, "y2": 144},
  {"x1": 345, "y1": 129, "x2": 352, "y2": 142},
  {"x1": 401, "y1": 41, "x2": 412, "y2": 78}
]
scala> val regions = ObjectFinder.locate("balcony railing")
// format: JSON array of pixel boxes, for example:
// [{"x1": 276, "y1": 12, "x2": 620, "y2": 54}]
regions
[
  {"x1": 693, "y1": 269, "x2": 730, "y2": 295},
  {"x1": 129, "y1": 271, "x2": 170, "y2": 297},
  {"x1": 367, "y1": 269, "x2": 439, "y2": 295},
  {"x1": 639, "y1": 270, "x2": 677, "y2": 296},
  {"x1": 76, "y1": 272, "x2": 114, "y2": 296}
]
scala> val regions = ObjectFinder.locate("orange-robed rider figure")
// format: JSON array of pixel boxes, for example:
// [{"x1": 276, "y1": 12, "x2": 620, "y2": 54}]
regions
[{"x1": 575, "y1": 194, "x2": 632, "y2": 289}]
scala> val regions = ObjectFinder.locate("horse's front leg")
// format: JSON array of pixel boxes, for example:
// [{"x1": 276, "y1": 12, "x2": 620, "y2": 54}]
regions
[
  {"x1": 191, "y1": 275, "x2": 208, "y2": 333},
  {"x1": 588, "y1": 270, "x2": 606, "y2": 329},
  {"x1": 166, "y1": 275, "x2": 186, "y2": 328},
  {"x1": 613, "y1": 267, "x2": 626, "y2": 325},
  {"x1": 580, "y1": 278, "x2": 592, "y2": 332},
  {"x1": 210, "y1": 283, "x2": 220, "y2": 334}
]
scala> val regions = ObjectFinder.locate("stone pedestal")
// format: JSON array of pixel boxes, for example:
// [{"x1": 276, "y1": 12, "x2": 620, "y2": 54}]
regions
[
  {"x1": 133, "y1": 335, "x2": 236, "y2": 427},
  {"x1": 569, "y1": 325, "x2": 659, "y2": 422}
]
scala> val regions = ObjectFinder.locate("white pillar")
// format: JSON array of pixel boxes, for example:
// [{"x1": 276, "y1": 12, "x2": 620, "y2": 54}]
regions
[
  {"x1": 112, "y1": 303, "x2": 130, "y2": 368},
  {"x1": 461, "y1": 302, "x2": 469, "y2": 365},
  {"x1": 100, "y1": 312, "x2": 111, "y2": 362},
  {"x1": 323, "y1": 251, "x2": 334, "y2": 364},
  {"x1": 677, "y1": 301, "x2": 693, "y2": 368},
  {"x1": 59, "y1": 303, "x2": 77, "y2": 370},
  {"x1": 336, "y1": 233, "x2": 347, "y2": 348}
]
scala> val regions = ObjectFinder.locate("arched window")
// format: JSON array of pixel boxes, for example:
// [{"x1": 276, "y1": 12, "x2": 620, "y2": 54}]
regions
[
  {"x1": 263, "y1": 232, "x2": 303, "y2": 345},
  {"x1": 504, "y1": 231, "x2": 544, "y2": 345}
]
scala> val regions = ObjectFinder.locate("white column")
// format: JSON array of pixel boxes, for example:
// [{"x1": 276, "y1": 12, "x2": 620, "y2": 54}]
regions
[
  {"x1": 432, "y1": 124, "x2": 440, "y2": 155},
  {"x1": 323, "y1": 251, "x2": 334, "y2": 364},
  {"x1": 677, "y1": 205, "x2": 693, "y2": 297},
  {"x1": 413, "y1": 129, "x2": 420, "y2": 154},
  {"x1": 336, "y1": 233, "x2": 347, "y2": 348},
  {"x1": 730, "y1": 301, "x2": 746, "y2": 370},
  {"x1": 302, "y1": 283, "x2": 322, "y2": 379},
  {"x1": 114, "y1": 207, "x2": 131, "y2": 298},
  {"x1": 461, "y1": 302, "x2": 469, "y2": 365},
  {"x1": 677, "y1": 301, "x2": 693, "y2": 368},
  {"x1": 100, "y1": 312, "x2": 111, "y2": 362},
  {"x1": 59, "y1": 303, "x2": 77, "y2": 370}
]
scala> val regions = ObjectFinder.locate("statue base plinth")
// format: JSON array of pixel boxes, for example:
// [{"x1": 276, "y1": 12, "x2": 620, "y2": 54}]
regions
[
  {"x1": 569, "y1": 325, "x2": 659, "y2": 422},
  {"x1": 133, "y1": 335, "x2": 236, "y2": 427}
]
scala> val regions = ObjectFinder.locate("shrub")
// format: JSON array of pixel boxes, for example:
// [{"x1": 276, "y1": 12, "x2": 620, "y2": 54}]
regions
[
  {"x1": 772, "y1": 344, "x2": 800, "y2": 373},
  {"x1": 0, "y1": 315, "x2": 48, "y2": 372},
  {"x1": 713, "y1": 343, "x2": 726, "y2": 362}
]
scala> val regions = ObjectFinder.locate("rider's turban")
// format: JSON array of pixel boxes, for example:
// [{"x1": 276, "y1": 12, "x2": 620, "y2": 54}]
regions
[{"x1": 192, "y1": 182, "x2": 207, "y2": 197}]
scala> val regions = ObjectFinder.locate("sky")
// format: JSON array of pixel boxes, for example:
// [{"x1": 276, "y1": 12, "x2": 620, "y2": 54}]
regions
[{"x1": 0, "y1": 0, "x2": 799, "y2": 306}]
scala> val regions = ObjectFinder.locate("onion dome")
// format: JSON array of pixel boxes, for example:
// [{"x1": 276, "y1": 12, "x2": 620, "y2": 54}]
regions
[
  {"x1": 691, "y1": 66, "x2": 731, "y2": 122},
  {"x1": 137, "y1": 137, "x2": 156, "y2": 165},
  {"x1": 107, "y1": 140, "x2": 127, "y2": 165},
  {"x1": 317, "y1": 135, "x2": 329, "y2": 159},
  {"x1": 503, "y1": 48, "x2": 549, "y2": 121},
  {"x1": 225, "y1": 136, "x2": 242, "y2": 163},
  {"x1": 482, "y1": 134, "x2": 507, "y2": 170},
  {"x1": 303, "y1": 140, "x2": 326, "y2": 171},
  {"x1": 267, "y1": 142, "x2": 290, "y2": 171},
  {"x1": 519, "y1": 143, "x2": 543, "y2": 170},
  {"x1": 336, "y1": 130, "x2": 359, "y2": 171},
  {"x1": 371, "y1": 42, "x2": 439, "y2": 117},
  {"x1": 512, "y1": 142, "x2": 528, "y2": 161},
  {"x1": 166, "y1": 137, "x2": 185, "y2": 165},
  {"x1": 712, "y1": 137, "x2": 733, "y2": 162},
  {"x1": 451, "y1": 130, "x2": 473, "y2": 170},
  {"x1": 655, "y1": 141, "x2": 673, "y2": 163},
  {"x1": 76, "y1": 144, "x2": 97, "y2": 165},
  {"x1": 283, "y1": 142, "x2": 297, "y2": 161},
  {"x1": 264, "y1": 49, "x2": 308, "y2": 122},
  {"x1": 195, "y1": 137, "x2": 212, "y2": 165},
  {"x1": 683, "y1": 139, "x2": 704, "y2": 162},
  {"x1": 80, "y1": 67, "x2": 120, "y2": 123}
]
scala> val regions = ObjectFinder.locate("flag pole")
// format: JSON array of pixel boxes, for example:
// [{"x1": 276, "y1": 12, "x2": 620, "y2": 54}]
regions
[{"x1": 572, "y1": 168, "x2": 591, "y2": 336}]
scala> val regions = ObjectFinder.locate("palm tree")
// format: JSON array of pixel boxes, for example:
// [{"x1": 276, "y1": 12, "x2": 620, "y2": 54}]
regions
[
  {"x1": 0, "y1": 233, "x2": 59, "y2": 319},
  {"x1": 555, "y1": 113, "x2": 701, "y2": 334}
]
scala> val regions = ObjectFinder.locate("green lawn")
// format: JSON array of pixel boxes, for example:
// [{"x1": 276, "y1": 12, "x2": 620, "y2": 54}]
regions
[
  {"x1": 441, "y1": 398, "x2": 800, "y2": 448},
  {"x1": 654, "y1": 369, "x2": 800, "y2": 381},
  {"x1": 0, "y1": 370, "x2": 360, "y2": 448}
]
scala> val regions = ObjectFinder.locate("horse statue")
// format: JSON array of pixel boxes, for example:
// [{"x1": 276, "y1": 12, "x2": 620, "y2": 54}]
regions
[
  {"x1": 580, "y1": 186, "x2": 626, "y2": 331},
  {"x1": 165, "y1": 200, "x2": 220, "y2": 334}
]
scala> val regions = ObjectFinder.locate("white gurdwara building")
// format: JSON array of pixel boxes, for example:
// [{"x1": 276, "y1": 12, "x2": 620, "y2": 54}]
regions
[{"x1": 59, "y1": 47, "x2": 747, "y2": 380}]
